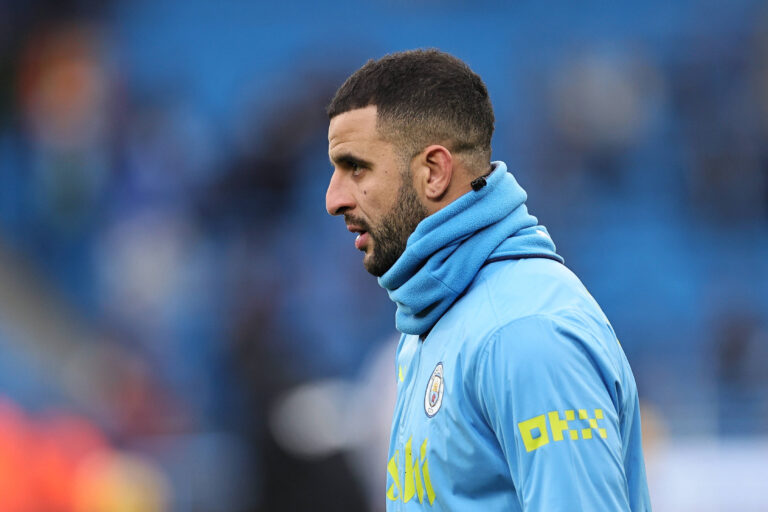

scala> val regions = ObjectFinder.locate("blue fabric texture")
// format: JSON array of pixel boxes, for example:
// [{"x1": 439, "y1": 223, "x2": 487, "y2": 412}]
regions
[
  {"x1": 383, "y1": 161, "x2": 651, "y2": 511},
  {"x1": 379, "y1": 161, "x2": 563, "y2": 335}
]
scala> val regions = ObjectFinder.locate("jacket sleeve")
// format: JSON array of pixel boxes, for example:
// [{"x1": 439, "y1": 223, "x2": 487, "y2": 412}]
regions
[{"x1": 475, "y1": 314, "x2": 632, "y2": 511}]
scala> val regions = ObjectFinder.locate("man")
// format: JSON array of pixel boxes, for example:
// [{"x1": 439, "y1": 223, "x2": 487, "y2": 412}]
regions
[{"x1": 325, "y1": 49, "x2": 651, "y2": 511}]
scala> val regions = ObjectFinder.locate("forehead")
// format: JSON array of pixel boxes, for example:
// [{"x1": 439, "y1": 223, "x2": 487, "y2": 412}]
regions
[{"x1": 328, "y1": 105, "x2": 382, "y2": 155}]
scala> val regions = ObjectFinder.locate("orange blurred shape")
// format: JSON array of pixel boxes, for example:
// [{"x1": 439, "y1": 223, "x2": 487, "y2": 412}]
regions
[
  {"x1": 73, "y1": 451, "x2": 170, "y2": 512},
  {"x1": 16, "y1": 23, "x2": 110, "y2": 149},
  {"x1": 0, "y1": 398, "x2": 34, "y2": 512},
  {"x1": 33, "y1": 412, "x2": 110, "y2": 511}
]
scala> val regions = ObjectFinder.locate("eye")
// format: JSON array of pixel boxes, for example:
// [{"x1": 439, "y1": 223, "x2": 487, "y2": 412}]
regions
[{"x1": 351, "y1": 162, "x2": 364, "y2": 176}]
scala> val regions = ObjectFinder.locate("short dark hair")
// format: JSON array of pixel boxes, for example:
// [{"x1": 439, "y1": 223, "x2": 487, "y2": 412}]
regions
[{"x1": 327, "y1": 49, "x2": 495, "y2": 173}]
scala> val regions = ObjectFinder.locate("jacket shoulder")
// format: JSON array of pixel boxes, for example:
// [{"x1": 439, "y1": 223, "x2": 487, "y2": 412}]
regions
[{"x1": 438, "y1": 258, "x2": 624, "y2": 375}]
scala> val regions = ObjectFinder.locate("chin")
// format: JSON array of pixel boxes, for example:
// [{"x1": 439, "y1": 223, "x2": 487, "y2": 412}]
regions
[
  {"x1": 363, "y1": 258, "x2": 379, "y2": 277},
  {"x1": 362, "y1": 253, "x2": 384, "y2": 277}
]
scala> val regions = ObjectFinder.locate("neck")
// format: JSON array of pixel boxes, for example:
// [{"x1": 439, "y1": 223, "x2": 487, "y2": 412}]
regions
[{"x1": 379, "y1": 161, "x2": 562, "y2": 335}]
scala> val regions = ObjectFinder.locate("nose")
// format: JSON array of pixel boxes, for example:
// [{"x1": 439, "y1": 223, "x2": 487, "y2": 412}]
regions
[{"x1": 326, "y1": 170, "x2": 355, "y2": 216}]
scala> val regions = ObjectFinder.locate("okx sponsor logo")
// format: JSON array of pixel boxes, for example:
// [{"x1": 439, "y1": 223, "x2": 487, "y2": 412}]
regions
[{"x1": 518, "y1": 408, "x2": 608, "y2": 453}]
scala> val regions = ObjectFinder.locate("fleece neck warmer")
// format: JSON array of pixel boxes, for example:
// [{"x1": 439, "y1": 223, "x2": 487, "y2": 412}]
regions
[{"x1": 378, "y1": 161, "x2": 563, "y2": 335}]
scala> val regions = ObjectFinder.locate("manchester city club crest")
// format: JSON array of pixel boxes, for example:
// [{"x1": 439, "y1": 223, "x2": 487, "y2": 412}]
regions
[{"x1": 424, "y1": 362, "x2": 445, "y2": 417}]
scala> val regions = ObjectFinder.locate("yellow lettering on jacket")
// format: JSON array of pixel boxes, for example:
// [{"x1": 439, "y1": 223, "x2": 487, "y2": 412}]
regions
[
  {"x1": 519, "y1": 408, "x2": 608, "y2": 452},
  {"x1": 387, "y1": 437, "x2": 436, "y2": 505}
]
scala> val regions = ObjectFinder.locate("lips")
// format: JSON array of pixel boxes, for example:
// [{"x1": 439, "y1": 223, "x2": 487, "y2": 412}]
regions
[
  {"x1": 346, "y1": 224, "x2": 370, "y2": 251},
  {"x1": 354, "y1": 231, "x2": 370, "y2": 250}
]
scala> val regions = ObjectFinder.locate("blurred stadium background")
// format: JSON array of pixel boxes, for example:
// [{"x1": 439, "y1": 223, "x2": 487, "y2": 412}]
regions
[{"x1": 1, "y1": 0, "x2": 767, "y2": 510}]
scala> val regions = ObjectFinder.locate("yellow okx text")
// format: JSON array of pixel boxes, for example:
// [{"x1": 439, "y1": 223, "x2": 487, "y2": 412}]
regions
[{"x1": 518, "y1": 408, "x2": 608, "y2": 452}]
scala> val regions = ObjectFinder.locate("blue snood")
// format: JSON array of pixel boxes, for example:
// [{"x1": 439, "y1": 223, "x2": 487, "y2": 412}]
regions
[{"x1": 378, "y1": 161, "x2": 563, "y2": 335}]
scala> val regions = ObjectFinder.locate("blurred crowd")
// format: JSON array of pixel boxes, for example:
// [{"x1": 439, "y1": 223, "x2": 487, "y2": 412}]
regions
[{"x1": 0, "y1": 0, "x2": 767, "y2": 510}]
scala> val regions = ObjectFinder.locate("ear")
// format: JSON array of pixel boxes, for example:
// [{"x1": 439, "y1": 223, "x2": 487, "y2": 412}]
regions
[{"x1": 416, "y1": 145, "x2": 453, "y2": 202}]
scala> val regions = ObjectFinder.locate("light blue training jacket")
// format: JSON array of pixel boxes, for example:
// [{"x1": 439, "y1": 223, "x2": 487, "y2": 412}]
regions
[{"x1": 378, "y1": 162, "x2": 651, "y2": 511}]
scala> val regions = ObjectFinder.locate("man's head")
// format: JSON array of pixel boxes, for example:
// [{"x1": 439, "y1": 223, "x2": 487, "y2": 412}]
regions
[{"x1": 325, "y1": 49, "x2": 495, "y2": 276}]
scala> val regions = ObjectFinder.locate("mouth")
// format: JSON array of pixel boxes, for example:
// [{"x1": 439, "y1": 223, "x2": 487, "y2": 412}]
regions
[{"x1": 346, "y1": 224, "x2": 370, "y2": 251}]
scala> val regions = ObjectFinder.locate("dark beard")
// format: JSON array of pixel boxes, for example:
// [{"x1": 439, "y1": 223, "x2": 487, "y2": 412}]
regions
[
  {"x1": 367, "y1": 177, "x2": 428, "y2": 277},
  {"x1": 349, "y1": 177, "x2": 428, "y2": 277}
]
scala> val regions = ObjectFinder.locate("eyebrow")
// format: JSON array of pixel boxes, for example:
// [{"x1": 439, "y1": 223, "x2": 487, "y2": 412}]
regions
[{"x1": 329, "y1": 152, "x2": 373, "y2": 169}]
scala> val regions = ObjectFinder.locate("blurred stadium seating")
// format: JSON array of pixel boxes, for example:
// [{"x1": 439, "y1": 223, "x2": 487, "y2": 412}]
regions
[{"x1": 0, "y1": 0, "x2": 766, "y2": 510}]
